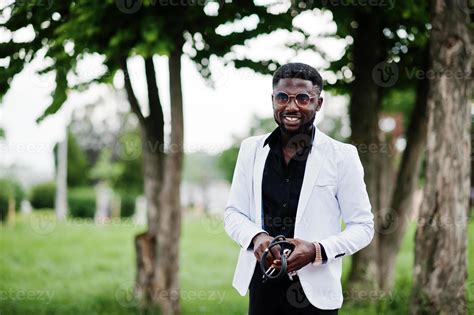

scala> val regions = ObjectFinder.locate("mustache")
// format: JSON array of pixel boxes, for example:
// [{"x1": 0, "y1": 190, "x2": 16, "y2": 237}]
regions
[{"x1": 274, "y1": 114, "x2": 316, "y2": 136}]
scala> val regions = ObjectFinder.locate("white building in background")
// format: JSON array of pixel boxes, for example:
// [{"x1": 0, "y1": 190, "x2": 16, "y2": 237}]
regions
[
  {"x1": 133, "y1": 195, "x2": 147, "y2": 226},
  {"x1": 181, "y1": 180, "x2": 230, "y2": 215},
  {"x1": 130, "y1": 179, "x2": 229, "y2": 226}
]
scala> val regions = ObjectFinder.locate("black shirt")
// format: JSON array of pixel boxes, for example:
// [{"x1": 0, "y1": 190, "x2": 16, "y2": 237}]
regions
[{"x1": 261, "y1": 126, "x2": 327, "y2": 262}]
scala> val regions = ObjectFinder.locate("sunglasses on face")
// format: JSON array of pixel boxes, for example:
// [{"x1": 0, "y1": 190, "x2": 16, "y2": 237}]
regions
[{"x1": 272, "y1": 91, "x2": 317, "y2": 107}]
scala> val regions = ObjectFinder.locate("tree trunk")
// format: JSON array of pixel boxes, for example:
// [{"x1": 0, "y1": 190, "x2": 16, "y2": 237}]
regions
[
  {"x1": 135, "y1": 230, "x2": 156, "y2": 303},
  {"x1": 123, "y1": 49, "x2": 184, "y2": 314},
  {"x1": 410, "y1": 1, "x2": 471, "y2": 313},
  {"x1": 152, "y1": 47, "x2": 184, "y2": 315},
  {"x1": 133, "y1": 120, "x2": 166, "y2": 304},
  {"x1": 121, "y1": 57, "x2": 166, "y2": 306},
  {"x1": 55, "y1": 129, "x2": 68, "y2": 220},
  {"x1": 377, "y1": 47, "x2": 429, "y2": 291},
  {"x1": 346, "y1": 10, "x2": 384, "y2": 295}
]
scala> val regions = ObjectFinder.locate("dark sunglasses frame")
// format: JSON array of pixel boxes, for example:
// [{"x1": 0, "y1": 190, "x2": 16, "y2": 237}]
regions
[{"x1": 272, "y1": 91, "x2": 317, "y2": 107}]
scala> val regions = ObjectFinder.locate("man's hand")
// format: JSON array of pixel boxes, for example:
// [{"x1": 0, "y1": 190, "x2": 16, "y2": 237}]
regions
[
  {"x1": 252, "y1": 233, "x2": 281, "y2": 267},
  {"x1": 273, "y1": 238, "x2": 315, "y2": 273}
]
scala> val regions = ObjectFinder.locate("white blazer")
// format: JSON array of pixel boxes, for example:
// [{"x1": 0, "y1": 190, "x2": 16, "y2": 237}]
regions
[{"x1": 223, "y1": 126, "x2": 374, "y2": 310}]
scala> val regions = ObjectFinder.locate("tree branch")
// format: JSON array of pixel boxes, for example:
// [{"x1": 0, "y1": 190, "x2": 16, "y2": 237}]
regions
[
  {"x1": 144, "y1": 57, "x2": 164, "y2": 126},
  {"x1": 121, "y1": 57, "x2": 146, "y2": 126}
]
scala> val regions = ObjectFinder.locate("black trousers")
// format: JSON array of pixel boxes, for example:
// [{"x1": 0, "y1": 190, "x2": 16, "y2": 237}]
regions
[{"x1": 248, "y1": 264, "x2": 339, "y2": 315}]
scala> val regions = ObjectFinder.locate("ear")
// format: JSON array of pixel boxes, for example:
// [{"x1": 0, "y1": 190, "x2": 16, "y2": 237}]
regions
[
  {"x1": 271, "y1": 94, "x2": 277, "y2": 108},
  {"x1": 316, "y1": 97, "x2": 323, "y2": 111}
]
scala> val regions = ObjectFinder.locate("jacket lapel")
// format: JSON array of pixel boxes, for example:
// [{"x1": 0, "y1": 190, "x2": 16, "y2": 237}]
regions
[
  {"x1": 295, "y1": 127, "x2": 329, "y2": 231},
  {"x1": 253, "y1": 138, "x2": 270, "y2": 229}
]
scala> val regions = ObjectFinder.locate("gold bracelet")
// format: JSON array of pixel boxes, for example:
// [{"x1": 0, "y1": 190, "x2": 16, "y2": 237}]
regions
[{"x1": 312, "y1": 242, "x2": 323, "y2": 266}]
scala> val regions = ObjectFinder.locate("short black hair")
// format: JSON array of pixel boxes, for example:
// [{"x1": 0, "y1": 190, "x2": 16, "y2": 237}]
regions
[{"x1": 272, "y1": 62, "x2": 323, "y2": 93}]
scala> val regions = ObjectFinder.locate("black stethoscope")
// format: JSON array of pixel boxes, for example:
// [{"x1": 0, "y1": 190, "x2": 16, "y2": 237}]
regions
[{"x1": 260, "y1": 235, "x2": 295, "y2": 283}]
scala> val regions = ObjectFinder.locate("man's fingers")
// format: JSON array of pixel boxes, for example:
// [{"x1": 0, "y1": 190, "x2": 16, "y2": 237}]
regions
[
  {"x1": 286, "y1": 252, "x2": 295, "y2": 264},
  {"x1": 265, "y1": 252, "x2": 274, "y2": 266},
  {"x1": 285, "y1": 252, "x2": 301, "y2": 272},
  {"x1": 254, "y1": 245, "x2": 266, "y2": 261},
  {"x1": 286, "y1": 259, "x2": 294, "y2": 272},
  {"x1": 287, "y1": 264, "x2": 296, "y2": 273},
  {"x1": 286, "y1": 260, "x2": 301, "y2": 273},
  {"x1": 271, "y1": 263, "x2": 281, "y2": 271},
  {"x1": 270, "y1": 245, "x2": 281, "y2": 260}
]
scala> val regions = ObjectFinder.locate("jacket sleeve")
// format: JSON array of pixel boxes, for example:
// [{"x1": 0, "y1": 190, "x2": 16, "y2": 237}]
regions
[
  {"x1": 223, "y1": 137, "x2": 267, "y2": 250},
  {"x1": 318, "y1": 144, "x2": 375, "y2": 263}
]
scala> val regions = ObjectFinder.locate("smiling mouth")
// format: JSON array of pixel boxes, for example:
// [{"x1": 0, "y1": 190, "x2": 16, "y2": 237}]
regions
[{"x1": 282, "y1": 114, "x2": 302, "y2": 124}]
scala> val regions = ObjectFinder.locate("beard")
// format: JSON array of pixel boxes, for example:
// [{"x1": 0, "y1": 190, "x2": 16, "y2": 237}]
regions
[{"x1": 275, "y1": 113, "x2": 316, "y2": 137}]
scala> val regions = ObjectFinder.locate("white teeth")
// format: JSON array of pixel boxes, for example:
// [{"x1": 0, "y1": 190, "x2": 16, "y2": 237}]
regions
[{"x1": 285, "y1": 116, "x2": 299, "y2": 122}]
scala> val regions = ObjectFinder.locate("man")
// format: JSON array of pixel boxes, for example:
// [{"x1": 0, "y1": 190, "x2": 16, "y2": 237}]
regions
[{"x1": 223, "y1": 63, "x2": 374, "y2": 314}]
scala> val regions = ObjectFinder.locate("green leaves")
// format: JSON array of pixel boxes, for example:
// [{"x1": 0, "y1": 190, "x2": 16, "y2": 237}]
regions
[
  {"x1": 36, "y1": 65, "x2": 68, "y2": 123},
  {"x1": 2, "y1": 0, "x2": 331, "y2": 121}
]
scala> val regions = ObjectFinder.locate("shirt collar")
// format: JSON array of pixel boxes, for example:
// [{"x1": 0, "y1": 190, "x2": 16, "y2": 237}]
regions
[{"x1": 263, "y1": 125, "x2": 316, "y2": 154}]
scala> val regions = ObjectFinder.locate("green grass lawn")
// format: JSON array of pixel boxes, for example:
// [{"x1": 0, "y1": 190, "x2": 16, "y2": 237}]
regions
[{"x1": 0, "y1": 210, "x2": 473, "y2": 314}]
